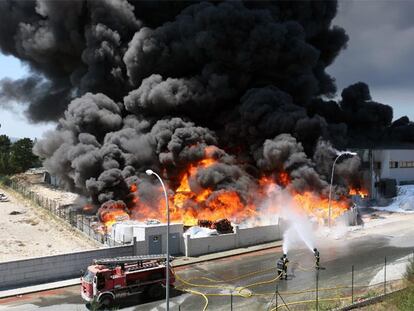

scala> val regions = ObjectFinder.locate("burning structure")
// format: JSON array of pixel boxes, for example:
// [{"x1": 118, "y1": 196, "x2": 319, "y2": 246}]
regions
[{"x1": 2, "y1": 0, "x2": 410, "y2": 230}]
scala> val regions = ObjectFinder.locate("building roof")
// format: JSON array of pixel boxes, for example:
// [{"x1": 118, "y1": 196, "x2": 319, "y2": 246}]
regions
[{"x1": 348, "y1": 143, "x2": 414, "y2": 150}]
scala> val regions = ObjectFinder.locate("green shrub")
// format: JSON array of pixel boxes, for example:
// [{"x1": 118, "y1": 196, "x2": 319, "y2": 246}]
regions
[
  {"x1": 0, "y1": 175, "x2": 11, "y2": 186},
  {"x1": 391, "y1": 285, "x2": 414, "y2": 311},
  {"x1": 404, "y1": 257, "x2": 414, "y2": 284}
]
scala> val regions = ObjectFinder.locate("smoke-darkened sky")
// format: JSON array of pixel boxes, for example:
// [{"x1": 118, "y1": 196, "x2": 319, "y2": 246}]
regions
[
  {"x1": 1, "y1": 0, "x2": 409, "y2": 217},
  {"x1": 0, "y1": 0, "x2": 414, "y2": 139}
]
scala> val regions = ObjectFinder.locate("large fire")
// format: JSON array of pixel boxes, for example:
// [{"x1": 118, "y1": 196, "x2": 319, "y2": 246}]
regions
[
  {"x1": 349, "y1": 188, "x2": 369, "y2": 198},
  {"x1": 98, "y1": 201, "x2": 130, "y2": 228},
  {"x1": 98, "y1": 148, "x2": 366, "y2": 228}
]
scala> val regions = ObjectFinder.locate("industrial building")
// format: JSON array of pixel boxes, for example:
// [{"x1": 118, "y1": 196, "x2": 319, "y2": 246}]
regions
[{"x1": 357, "y1": 147, "x2": 414, "y2": 199}]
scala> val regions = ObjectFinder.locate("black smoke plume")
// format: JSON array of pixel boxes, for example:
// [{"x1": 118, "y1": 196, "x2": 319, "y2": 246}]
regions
[{"x1": 2, "y1": 1, "x2": 405, "y2": 215}]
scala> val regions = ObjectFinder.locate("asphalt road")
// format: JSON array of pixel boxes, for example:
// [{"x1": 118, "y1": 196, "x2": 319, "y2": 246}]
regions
[{"x1": 2, "y1": 215, "x2": 414, "y2": 311}]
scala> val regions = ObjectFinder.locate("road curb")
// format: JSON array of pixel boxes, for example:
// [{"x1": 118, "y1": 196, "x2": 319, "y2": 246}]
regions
[{"x1": 0, "y1": 279, "x2": 81, "y2": 299}]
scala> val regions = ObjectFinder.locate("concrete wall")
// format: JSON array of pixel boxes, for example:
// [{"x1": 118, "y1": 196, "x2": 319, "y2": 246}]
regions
[
  {"x1": 134, "y1": 239, "x2": 147, "y2": 255},
  {"x1": 237, "y1": 225, "x2": 281, "y2": 246},
  {"x1": 0, "y1": 244, "x2": 134, "y2": 290},
  {"x1": 184, "y1": 223, "x2": 281, "y2": 257}
]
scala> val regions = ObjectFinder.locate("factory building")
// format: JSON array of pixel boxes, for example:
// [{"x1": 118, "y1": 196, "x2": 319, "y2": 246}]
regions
[{"x1": 357, "y1": 147, "x2": 414, "y2": 199}]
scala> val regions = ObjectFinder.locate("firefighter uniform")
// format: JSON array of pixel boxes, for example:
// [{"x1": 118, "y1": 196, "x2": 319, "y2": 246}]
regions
[
  {"x1": 314, "y1": 248, "x2": 320, "y2": 269},
  {"x1": 282, "y1": 255, "x2": 289, "y2": 280},
  {"x1": 277, "y1": 258, "x2": 284, "y2": 279}
]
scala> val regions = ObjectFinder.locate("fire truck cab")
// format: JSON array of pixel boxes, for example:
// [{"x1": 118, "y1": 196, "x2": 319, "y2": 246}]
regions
[{"x1": 81, "y1": 255, "x2": 175, "y2": 307}]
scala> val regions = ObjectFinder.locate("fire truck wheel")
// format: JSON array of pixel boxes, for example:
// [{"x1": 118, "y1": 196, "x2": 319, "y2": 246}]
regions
[
  {"x1": 99, "y1": 294, "x2": 114, "y2": 307},
  {"x1": 147, "y1": 284, "x2": 163, "y2": 299}
]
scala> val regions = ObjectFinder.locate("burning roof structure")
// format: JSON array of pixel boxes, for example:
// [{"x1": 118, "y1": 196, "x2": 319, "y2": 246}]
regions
[{"x1": 1, "y1": 0, "x2": 402, "y2": 228}]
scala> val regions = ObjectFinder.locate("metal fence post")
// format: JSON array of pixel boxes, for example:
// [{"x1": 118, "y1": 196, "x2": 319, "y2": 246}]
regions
[
  {"x1": 179, "y1": 305, "x2": 181, "y2": 311},
  {"x1": 316, "y1": 269, "x2": 319, "y2": 311},
  {"x1": 230, "y1": 293, "x2": 233, "y2": 311},
  {"x1": 275, "y1": 284, "x2": 278, "y2": 310},
  {"x1": 384, "y1": 256, "x2": 387, "y2": 295},
  {"x1": 351, "y1": 265, "x2": 354, "y2": 304}
]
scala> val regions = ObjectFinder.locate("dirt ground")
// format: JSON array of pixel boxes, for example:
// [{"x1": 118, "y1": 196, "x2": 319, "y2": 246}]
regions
[
  {"x1": 0, "y1": 187, "x2": 100, "y2": 263},
  {"x1": 12, "y1": 172, "x2": 79, "y2": 206}
]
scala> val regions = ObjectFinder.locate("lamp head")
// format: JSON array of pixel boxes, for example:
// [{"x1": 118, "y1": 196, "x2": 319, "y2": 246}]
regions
[
  {"x1": 337, "y1": 151, "x2": 357, "y2": 157},
  {"x1": 145, "y1": 169, "x2": 154, "y2": 176}
]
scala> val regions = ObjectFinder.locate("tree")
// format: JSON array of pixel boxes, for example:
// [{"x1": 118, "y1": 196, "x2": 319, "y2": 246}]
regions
[
  {"x1": 9, "y1": 138, "x2": 40, "y2": 173},
  {"x1": 0, "y1": 135, "x2": 11, "y2": 154},
  {"x1": 0, "y1": 153, "x2": 11, "y2": 175},
  {"x1": 0, "y1": 135, "x2": 11, "y2": 174}
]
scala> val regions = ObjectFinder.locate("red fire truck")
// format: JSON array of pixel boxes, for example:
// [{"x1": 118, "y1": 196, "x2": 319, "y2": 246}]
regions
[{"x1": 80, "y1": 255, "x2": 175, "y2": 307}]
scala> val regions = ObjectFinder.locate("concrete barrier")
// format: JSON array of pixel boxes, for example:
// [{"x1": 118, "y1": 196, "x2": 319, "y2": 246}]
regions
[
  {"x1": 0, "y1": 244, "x2": 134, "y2": 290},
  {"x1": 184, "y1": 223, "x2": 282, "y2": 257},
  {"x1": 237, "y1": 224, "x2": 281, "y2": 247}
]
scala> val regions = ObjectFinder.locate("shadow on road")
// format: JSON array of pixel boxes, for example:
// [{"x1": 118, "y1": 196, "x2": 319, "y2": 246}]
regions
[{"x1": 86, "y1": 288, "x2": 184, "y2": 310}]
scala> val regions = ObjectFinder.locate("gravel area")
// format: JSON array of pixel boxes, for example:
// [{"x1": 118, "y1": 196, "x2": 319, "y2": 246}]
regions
[{"x1": 0, "y1": 187, "x2": 100, "y2": 263}]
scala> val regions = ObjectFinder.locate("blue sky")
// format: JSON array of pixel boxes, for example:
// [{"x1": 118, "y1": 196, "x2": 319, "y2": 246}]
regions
[
  {"x1": 0, "y1": 54, "x2": 53, "y2": 139},
  {"x1": 1, "y1": 0, "x2": 414, "y2": 139}
]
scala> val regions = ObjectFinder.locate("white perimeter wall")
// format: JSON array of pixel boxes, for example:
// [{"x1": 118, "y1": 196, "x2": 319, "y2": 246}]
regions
[
  {"x1": 184, "y1": 223, "x2": 282, "y2": 257},
  {"x1": 0, "y1": 244, "x2": 134, "y2": 290}
]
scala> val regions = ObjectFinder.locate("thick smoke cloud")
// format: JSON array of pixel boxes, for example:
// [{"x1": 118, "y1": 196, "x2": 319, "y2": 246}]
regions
[
  {"x1": 256, "y1": 134, "x2": 328, "y2": 194},
  {"x1": 3, "y1": 0, "x2": 393, "y2": 210}
]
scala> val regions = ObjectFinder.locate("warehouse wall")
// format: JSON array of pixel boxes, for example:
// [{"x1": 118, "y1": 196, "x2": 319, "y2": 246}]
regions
[
  {"x1": 0, "y1": 244, "x2": 134, "y2": 290},
  {"x1": 184, "y1": 223, "x2": 281, "y2": 257}
]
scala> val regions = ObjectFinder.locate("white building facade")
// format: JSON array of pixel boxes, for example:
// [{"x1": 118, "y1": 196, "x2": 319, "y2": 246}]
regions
[
  {"x1": 372, "y1": 149, "x2": 414, "y2": 184},
  {"x1": 358, "y1": 148, "x2": 414, "y2": 199}
]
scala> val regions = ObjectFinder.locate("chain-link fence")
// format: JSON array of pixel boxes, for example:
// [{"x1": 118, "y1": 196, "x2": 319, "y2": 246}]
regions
[
  {"x1": 7, "y1": 180, "x2": 125, "y2": 247},
  {"x1": 265, "y1": 255, "x2": 410, "y2": 310},
  {"x1": 173, "y1": 251, "x2": 414, "y2": 311}
]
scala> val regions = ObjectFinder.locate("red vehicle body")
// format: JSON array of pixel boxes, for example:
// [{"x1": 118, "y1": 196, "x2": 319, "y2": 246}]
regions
[{"x1": 80, "y1": 255, "x2": 175, "y2": 306}]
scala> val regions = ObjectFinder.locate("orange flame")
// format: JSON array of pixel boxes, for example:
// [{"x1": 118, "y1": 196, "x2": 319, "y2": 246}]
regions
[
  {"x1": 349, "y1": 188, "x2": 368, "y2": 198},
  {"x1": 98, "y1": 201, "x2": 130, "y2": 228},
  {"x1": 82, "y1": 204, "x2": 95, "y2": 212},
  {"x1": 278, "y1": 172, "x2": 290, "y2": 187},
  {"x1": 99, "y1": 148, "x2": 358, "y2": 227},
  {"x1": 292, "y1": 191, "x2": 349, "y2": 222}
]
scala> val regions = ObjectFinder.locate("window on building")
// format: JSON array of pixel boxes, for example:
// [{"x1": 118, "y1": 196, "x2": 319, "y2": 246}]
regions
[
  {"x1": 400, "y1": 161, "x2": 414, "y2": 168},
  {"x1": 390, "y1": 161, "x2": 398, "y2": 168},
  {"x1": 375, "y1": 162, "x2": 381, "y2": 170}
]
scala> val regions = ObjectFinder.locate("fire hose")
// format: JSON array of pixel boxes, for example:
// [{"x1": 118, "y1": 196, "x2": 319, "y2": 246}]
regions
[{"x1": 173, "y1": 261, "x2": 371, "y2": 310}]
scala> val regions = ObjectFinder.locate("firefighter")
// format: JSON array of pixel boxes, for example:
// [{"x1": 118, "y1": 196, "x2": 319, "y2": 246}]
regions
[
  {"x1": 277, "y1": 256, "x2": 284, "y2": 279},
  {"x1": 282, "y1": 254, "x2": 289, "y2": 280},
  {"x1": 313, "y1": 248, "x2": 320, "y2": 269}
]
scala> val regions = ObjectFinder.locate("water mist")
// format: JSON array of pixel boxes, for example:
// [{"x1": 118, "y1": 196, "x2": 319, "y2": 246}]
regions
[{"x1": 264, "y1": 184, "x2": 316, "y2": 254}]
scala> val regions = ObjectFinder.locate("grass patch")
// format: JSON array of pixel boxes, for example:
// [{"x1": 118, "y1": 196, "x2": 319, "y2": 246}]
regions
[
  {"x1": 358, "y1": 259, "x2": 414, "y2": 310},
  {"x1": 360, "y1": 286, "x2": 414, "y2": 311},
  {"x1": 0, "y1": 175, "x2": 11, "y2": 186},
  {"x1": 404, "y1": 256, "x2": 414, "y2": 284}
]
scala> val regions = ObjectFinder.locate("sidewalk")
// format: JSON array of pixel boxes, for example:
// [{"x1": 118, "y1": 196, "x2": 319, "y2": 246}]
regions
[
  {"x1": 0, "y1": 240, "x2": 282, "y2": 299},
  {"x1": 0, "y1": 278, "x2": 81, "y2": 299}
]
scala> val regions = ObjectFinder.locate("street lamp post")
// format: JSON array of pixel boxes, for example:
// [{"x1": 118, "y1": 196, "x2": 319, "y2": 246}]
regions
[
  {"x1": 145, "y1": 169, "x2": 170, "y2": 311},
  {"x1": 328, "y1": 151, "x2": 357, "y2": 228}
]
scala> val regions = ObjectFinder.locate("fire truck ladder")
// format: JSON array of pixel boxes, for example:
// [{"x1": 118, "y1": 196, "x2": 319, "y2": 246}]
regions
[{"x1": 93, "y1": 254, "x2": 174, "y2": 266}]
